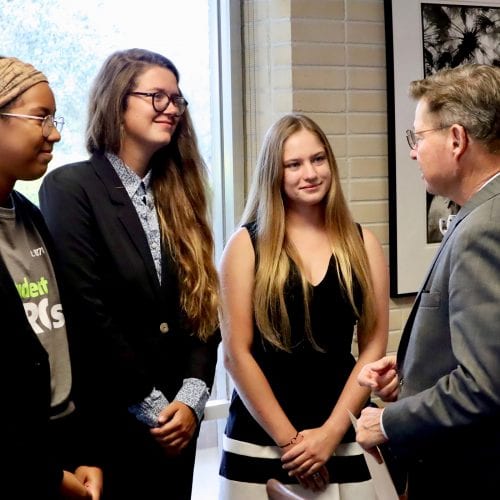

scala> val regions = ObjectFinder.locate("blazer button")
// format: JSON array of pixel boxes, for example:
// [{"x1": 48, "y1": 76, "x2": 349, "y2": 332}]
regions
[{"x1": 159, "y1": 322, "x2": 170, "y2": 334}]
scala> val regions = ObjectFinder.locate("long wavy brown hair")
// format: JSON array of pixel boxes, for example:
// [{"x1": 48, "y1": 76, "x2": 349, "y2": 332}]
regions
[
  {"x1": 241, "y1": 113, "x2": 376, "y2": 351},
  {"x1": 86, "y1": 48, "x2": 218, "y2": 340}
]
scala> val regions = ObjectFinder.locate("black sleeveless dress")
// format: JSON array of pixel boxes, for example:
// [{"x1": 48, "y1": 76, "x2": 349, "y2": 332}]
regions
[{"x1": 218, "y1": 224, "x2": 376, "y2": 499}]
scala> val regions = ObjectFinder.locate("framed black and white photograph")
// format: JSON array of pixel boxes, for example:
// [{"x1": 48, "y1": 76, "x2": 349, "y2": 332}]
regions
[{"x1": 384, "y1": 0, "x2": 500, "y2": 296}]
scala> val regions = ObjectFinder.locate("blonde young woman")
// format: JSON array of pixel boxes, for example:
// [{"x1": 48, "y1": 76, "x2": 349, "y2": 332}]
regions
[
  {"x1": 219, "y1": 113, "x2": 389, "y2": 499},
  {"x1": 39, "y1": 49, "x2": 219, "y2": 500}
]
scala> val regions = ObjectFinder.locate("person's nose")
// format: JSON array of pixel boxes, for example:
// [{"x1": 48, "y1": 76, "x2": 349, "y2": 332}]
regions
[
  {"x1": 47, "y1": 127, "x2": 61, "y2": 143},
  {"x1": 303, "y1": 161, "x2": 318, "y2": 179},
  {"x1": 164, "y1": 100, "x2": 177, "y2": 114},
  {"x1": 163, "y1": 98, "x2": 181, "y2": 117}
]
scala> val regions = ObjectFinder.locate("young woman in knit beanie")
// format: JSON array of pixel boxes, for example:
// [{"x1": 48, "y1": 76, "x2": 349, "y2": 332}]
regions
[{"x1": 0, "y1": 56, "x2": 102, "y2": 499}]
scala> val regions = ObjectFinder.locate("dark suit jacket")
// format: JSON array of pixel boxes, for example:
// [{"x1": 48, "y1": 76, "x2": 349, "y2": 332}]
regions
[
  {"x1": 383, "y1": 175, "x2": 500, "y2": 489},
  {"x1": 1, "y1": 192, "x2": 63, "y2": 499},
  {"x1": 39, "y1": 152, "x2": 219, "y2": 420}
]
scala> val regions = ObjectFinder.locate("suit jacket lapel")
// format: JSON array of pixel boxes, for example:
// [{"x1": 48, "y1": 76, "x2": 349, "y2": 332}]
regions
[
  {"x1": 90, "y1": 153, "x2": 161, "y2": 293},
  {"x1": 397, "y1": 174, "x2": 500, "y2": 365},
  {"x1": 397, "y1": 205, "x2": 459, "y2": 363}
]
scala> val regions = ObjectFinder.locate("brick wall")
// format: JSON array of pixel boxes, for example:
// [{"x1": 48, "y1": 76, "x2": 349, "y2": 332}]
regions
[{"x1": 242, "y1": 0, "x2": 415, "y2": 354}]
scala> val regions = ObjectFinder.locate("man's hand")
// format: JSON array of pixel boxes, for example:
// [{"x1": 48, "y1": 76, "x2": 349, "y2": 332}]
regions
[
  {"x1": 357, "y1": 355, "x2": 400, "y2": 402},
  {"x1": 355, "y1": 406, "x2": 388, "y2": 458}
]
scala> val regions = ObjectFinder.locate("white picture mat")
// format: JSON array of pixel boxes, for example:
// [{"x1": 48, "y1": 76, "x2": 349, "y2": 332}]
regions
[{"x1": 387, "y1": 0, "x2": 500, "y2": 295}]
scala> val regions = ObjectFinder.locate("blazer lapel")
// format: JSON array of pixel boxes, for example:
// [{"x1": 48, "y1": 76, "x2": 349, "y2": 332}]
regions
[
  {"x1": 397, "y1": 205, "x2": 460, "y2": 363},
  {"x1": 397, "y1": 174, "x2": 500, "y2": 364},
  {"x1": 90, "y1": 153, "x2": 161, "y2": 293}
]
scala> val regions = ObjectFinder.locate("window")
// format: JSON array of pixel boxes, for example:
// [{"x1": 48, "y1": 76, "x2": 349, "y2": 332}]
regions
[
  {"x1": 1, "y1": 1, "x2": 244, "y2": 494},
  {"x1": 1, "y1": 0, "x2": 213, "y2": 202}
]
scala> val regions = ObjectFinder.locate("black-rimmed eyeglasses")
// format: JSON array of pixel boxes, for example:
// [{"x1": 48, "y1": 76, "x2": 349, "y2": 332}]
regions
[
  {"x1": 128, "y1": 91, "x2": 188, "y2": 116},
  {"x1": 406, "y1": 126, "x2": 450, "y2": 149},
  {"x1": 0, "y1": 113, "x2": 64, "y2": 138}
]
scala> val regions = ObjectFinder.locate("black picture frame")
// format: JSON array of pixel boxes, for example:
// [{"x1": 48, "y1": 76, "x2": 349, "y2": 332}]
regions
[{"x1": 384, "y1": 0, "x2": 500, "y2": 296}]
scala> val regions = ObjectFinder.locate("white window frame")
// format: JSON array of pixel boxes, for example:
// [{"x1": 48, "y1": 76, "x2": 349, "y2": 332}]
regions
[{"x1": 205, "y1": 0, "x2": 244, "y2": 442}]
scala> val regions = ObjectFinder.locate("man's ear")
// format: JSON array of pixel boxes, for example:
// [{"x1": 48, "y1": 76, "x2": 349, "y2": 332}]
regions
[{"x1": 450, "y1": 124, "x2": 468, "y2": 159}]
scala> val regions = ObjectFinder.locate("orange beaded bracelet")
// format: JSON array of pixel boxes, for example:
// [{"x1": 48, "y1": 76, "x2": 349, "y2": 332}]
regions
[{"x1": 278, "y1": 431, "x2": 303, "y2": 448}]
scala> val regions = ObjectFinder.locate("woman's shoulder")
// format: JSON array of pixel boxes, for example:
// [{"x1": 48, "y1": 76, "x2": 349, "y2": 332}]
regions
[
  {"x1": 357, "y1": 225, "x2": 387, "y2": 273},
  {"x1": 225, "y1": 225, "x2": 254, "y2": 250},
  {"x1": 44, "y1": 159, "x2": 93, "y2": 184},
  {"x1": 359, "y1": 225, "x2": 381, "y2": 249},
  {"x1": 220, "y1": 225, "x2": 255, "y2": 270},
  {"x1": 241, "y1": 221, "x2": 257, "y2": 245},
  {"x1": 42, "y1": 154, "x2": 114, "y2": 191}
]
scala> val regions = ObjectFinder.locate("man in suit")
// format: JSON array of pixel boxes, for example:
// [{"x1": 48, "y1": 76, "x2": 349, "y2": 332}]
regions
[{"x1": 355, "y1": 64, "x2": 500, "y2": 499}]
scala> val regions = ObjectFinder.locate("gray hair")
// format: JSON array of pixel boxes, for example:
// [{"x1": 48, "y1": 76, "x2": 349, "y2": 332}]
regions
[{"x1": 409, "y1": 64, "x2": 500, "y2": 153}]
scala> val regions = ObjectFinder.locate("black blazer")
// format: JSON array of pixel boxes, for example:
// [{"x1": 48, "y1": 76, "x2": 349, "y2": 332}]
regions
[
  {"x1": 39, "y1": 153, "x2": 219, "y2": 416},
  {"x1": 1, "y1": 192, "x2": 63, "y2": 498}
]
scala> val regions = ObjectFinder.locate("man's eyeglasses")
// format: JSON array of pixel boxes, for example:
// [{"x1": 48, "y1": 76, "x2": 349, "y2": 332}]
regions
[
  {"x1": 405, "y1": 126, "x2": 449, "y2": 149},
  {"x1": 0, "y1": 113, "x2": 64, "y2": 138},
  {"x1": 128, "y1": 91, "x2": 188, "y2": 116}
]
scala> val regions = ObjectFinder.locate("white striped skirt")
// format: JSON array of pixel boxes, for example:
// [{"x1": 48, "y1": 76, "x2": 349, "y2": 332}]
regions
[{"x1": 219, "y1": 435, "x2": 378, "y2": 499}]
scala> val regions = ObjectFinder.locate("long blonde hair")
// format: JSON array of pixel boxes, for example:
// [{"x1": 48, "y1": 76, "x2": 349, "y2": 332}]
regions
[
  {"x1": 241, "y1": 113, "x2": 376, "y2": 350},
  {"x1": 86, "y1": 48, "x2": 218, "y2": 340}
]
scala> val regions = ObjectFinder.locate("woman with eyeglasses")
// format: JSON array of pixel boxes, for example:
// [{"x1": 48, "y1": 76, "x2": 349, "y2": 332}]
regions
[
  {"x1": 0, "y1": 56, "x2": 102, "y2": 499},
  {"x1": 39, "y1": 48, "x2": 220, "y2": 499}
]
